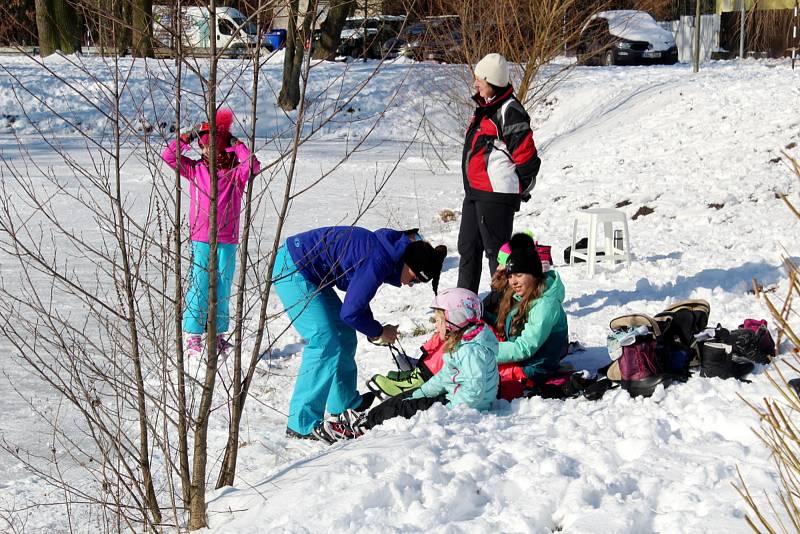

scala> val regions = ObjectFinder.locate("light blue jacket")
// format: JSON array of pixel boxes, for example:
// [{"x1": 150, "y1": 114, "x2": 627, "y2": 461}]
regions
[
  {"x1": 497, "y1": 270, "x2": 568, "y2": 377},
  {"x1": 411, "y1": 324, "x2": 499, "y2": 411}
]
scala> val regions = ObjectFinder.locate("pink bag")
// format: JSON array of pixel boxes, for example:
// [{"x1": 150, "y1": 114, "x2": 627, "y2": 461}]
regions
[
  {"x1": 741, "y1": 318, "x2": 768, "y2": 333},
  {"x1": 536, "y1": 244, "x2": 552, "y2": 272}
]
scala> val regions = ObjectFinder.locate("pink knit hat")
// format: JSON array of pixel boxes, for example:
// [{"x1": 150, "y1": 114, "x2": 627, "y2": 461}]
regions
[{"x1": 198, "y1": 108, "x2": 234, "y2": 152}]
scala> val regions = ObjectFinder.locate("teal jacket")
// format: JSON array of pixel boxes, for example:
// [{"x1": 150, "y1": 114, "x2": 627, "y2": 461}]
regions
[
  {"x1": 497, "y1": 270, "x2": 568, "y2": 377},
  {"x1": 411, "y1": 324, "x2": 499, "y2": 411}
]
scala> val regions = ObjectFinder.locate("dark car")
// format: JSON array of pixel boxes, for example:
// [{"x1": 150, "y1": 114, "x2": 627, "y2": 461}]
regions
[
  {"x1": 577, "y1": 10, "x2": 678, "y2": 66},
  {"x1": 381, "y1": 16, "x2": 463, "y2": 63},
  {"x1": 337, "y1": 15, "x2": 405, "y2": 59}
]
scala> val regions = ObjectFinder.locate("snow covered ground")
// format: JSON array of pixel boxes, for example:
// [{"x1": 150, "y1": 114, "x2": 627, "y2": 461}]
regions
[{"x1": 0, "y1": 54, "x2": 799, "y2": 533}]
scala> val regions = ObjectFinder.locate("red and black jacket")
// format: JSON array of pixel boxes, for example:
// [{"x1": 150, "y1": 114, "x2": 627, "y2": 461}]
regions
[{"x1": 462, "y1": 86, "x2": 540, "y2": 209}]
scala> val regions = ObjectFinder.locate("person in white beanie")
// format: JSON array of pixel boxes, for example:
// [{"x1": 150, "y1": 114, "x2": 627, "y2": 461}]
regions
[{"x1": 457, "y1": 53, "x2": 541, "y2": 294}]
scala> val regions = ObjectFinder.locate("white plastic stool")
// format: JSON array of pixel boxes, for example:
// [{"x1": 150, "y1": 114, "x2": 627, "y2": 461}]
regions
[{"x1": 570, "y1": 208, "x2": 632, "y2": 277}]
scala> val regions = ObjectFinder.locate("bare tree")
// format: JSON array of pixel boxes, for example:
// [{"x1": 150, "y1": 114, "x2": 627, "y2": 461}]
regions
[
  {"x1": 0, "y1": 0, "x2": 38, "y2": 46},
  {"x1": 312, "y1": 0, "x2": 355, "y2": 60},
  {"x1": 34, "y1": 0, "x2": 79, "y2": 55},
  {"x1": 131, "y1": 0, "x2": 154, "y2": 57},
  {"x1": 278, "y1": 0, "x2": 318, "y2": 110}
]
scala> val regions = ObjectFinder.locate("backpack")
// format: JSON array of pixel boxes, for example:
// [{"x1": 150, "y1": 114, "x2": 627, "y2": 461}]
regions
[{"x1": 654, "y1": 299, "x2": 710, "y2": 371}]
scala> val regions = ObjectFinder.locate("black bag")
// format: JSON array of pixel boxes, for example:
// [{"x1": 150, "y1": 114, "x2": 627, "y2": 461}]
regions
[
  {"x1": 564, "y1": 238, "x2": 605, "y2": 264},
  {"x1": 654, "y1": 300, "x2": 710, "y2": 372}
]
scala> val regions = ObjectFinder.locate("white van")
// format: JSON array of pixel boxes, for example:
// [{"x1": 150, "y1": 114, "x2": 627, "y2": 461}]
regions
[{"x1": 153, "y1": 6, "x2": 259, "y2": 53}]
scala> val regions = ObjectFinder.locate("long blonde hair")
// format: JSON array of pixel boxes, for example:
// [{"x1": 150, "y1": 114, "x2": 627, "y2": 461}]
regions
[
  {"x1": 495, "y1": 276, "x2": 546, "y2": 337},
  {"x1": 435, "y1": 309, "x2": 467, "y2": 354}
]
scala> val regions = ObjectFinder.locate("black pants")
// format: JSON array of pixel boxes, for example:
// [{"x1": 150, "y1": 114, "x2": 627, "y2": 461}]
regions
[
  {"x1": 457, "y1": 198, "x2": 515, "y2": 293},
  {"x1": 364, "y1": 394, "x2": 446, "y2": 429}
]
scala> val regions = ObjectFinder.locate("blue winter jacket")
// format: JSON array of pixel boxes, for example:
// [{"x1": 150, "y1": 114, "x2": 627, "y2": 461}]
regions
[
  {"x1": 411, "y1": 324, "x2": 499, "y2": 411},
  {"x1": 286, "y1": 226, "x2": 413, "y2": 338},
  {"x1": 497, "y1": 270, "x2": 568, "y2": 377}
]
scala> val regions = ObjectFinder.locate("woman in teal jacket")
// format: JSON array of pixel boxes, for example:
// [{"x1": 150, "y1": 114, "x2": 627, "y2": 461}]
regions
[
  {"x1": 496, "y1": 233, "x2": 568, "y2": 399},
  {"x1": 318, "y1": 288, "x2": 499, "y2": 443}
]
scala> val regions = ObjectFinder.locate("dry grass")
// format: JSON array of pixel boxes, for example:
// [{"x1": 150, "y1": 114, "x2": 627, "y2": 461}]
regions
[{"x1": 737, "y1": 153, "x2": 800, "y2": 533}]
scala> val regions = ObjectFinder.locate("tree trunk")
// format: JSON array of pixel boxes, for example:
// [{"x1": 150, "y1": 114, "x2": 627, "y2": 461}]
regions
[
  {"x1": 131, "y1": 0, "x2": 153, "y2": 57},
  {"x1": 188, "y1": 0, "x2": 219, "y2": 529},
  {"x1": 278, "y1": 0, "x2": 301, "y2": 110},
  {"x1": 171, "y1": 0, "x2": 192, "y2": 508},
  {"x1": 109, "y1": 24, "x2": 162, "y2": 523},
  {"x1": 278, "y1": 0, "x2": 314, "y2": 111},
  {"x1": 312, "y1": 0, "x2": 354, "y2": 61},
  {"x1": 35, "y1": 0, "x2": 57, "y2": 56},
  {"x1": 215, "y1": 0, "x2": 265, "y2": 490},
  {"x1": 35, "y1": 0, "x2": 78, "y2": 56}
]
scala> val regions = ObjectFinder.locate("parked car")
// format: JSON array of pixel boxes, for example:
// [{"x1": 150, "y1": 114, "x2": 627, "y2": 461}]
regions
[
  {"x1": 336, "y1": 15, "x2": 405, "y2": 59},
  {"x1": 577, "y1": 10, "x2": 678, "y2": 66},
  {"x1": 381, "y1": 16, "x2": 463, "y2": 63},
  {"x1": 152, "y1": 5, "x2": 260, "y2": 54}
]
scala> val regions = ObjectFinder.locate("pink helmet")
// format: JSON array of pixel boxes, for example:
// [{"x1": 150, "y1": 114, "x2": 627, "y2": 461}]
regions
[{"x1": 431, "y1": 288, "x2": 482, "y2": 330}]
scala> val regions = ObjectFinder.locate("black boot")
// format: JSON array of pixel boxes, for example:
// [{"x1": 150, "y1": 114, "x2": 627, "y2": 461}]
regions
[
  {"x1": 701, "y1": 342, "x2": 753, "y2": 380},
  {"x1": 583, "y1": 378, "x2": 617, "y2": 401}
]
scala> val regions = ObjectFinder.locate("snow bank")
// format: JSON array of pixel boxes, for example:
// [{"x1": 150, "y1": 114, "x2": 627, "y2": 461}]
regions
[
  {"x1": 0, "y1": 54, "x2": 468, "y2": 142},
  {"x1": 206, "y1": 377, "x2": 771, "y2": 533}
]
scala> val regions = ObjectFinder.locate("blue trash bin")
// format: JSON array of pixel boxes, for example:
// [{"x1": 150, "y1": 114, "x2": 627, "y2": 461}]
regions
[{"x1": 265, "y1": 29, "x2": 287, "y2": 51}]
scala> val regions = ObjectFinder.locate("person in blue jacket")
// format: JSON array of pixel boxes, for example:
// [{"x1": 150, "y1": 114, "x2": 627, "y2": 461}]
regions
[
  {"x1": 318, "y1": 287, "x2": 499, "y2": 443},
  {"x1": 272, "y1": 226, "x2": 447, "y2": 440}
]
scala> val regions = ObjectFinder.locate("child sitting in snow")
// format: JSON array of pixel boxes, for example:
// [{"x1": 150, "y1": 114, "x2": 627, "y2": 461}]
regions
[
  {"x1": 494, "y1": 233, "x2": 568, "y2": 400},
  {"x1": 317, "y1": 288, "x2": 499, "y2": 443},
  {"x1": 161, "y1": 109, "x2": 260, "y2": 357}
]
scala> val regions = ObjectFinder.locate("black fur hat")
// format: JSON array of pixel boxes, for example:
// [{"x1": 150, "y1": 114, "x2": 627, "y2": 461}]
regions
[{"x1": 505, "y1": 233, "x2": 542, "y2": 278}]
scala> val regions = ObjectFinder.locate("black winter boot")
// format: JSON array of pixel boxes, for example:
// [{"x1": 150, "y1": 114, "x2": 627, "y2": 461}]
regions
[{"x1": 700, "y1": 342, "x2": 753, "y2": 380}]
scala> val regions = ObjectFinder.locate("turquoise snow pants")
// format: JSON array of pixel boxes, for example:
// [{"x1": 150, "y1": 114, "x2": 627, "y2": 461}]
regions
[
  {"x1": 183, "y1": 241, "x2": 238, "y2": 334},
  {"x1": 272, "y1": 244, "x2": 361, "y2": 436}
]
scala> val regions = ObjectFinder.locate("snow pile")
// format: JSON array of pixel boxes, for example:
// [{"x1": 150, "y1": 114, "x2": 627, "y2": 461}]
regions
[
  {"x1": 0, "y1": 55, "x2": 798, "y2": 533},
  {"x1": 206, "y1": 378, "x2": 770, "y2": 533}
]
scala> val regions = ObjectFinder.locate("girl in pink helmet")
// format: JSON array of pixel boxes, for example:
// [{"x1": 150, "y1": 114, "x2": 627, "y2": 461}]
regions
[{"x1": 317, "y1": 287, "x2": 500, "y2": 443}]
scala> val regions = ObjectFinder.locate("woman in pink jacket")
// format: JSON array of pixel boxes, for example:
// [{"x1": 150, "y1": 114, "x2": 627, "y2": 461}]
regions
[{"x1": 162, "y1": 109, "x2": 260, "y2": 357}]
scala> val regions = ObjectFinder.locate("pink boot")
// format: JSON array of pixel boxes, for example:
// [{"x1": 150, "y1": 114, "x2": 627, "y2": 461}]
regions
[{"x1": 185, "y1": 334, "x2": 203, "y2": 358}]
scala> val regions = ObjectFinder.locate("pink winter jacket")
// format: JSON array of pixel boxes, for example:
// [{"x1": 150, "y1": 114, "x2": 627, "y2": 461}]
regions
[{"x1": 162, "y1": 140, "x2": 260, "y2": 244}]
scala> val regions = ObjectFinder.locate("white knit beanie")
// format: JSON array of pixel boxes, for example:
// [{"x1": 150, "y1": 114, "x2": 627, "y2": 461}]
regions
[{"x1": 474, "y1": 53, "x2": 510, "y2": 87}]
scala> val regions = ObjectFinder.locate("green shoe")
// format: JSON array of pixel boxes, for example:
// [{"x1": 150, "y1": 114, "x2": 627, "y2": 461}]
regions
[
  {"x1": 386, "y1": 368, "x2": 416, "y2": 381},
  {"x1": 367, "y1": 368, "x2": 425, "y2": 399}
]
